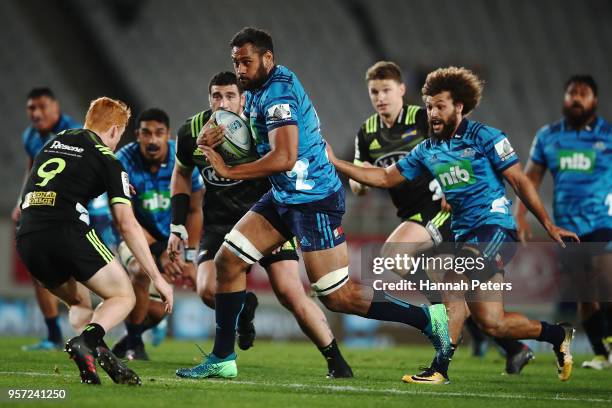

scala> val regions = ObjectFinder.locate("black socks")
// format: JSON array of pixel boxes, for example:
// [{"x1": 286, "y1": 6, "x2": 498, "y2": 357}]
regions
[{"x1": 212, "y1": 291, "x2": 246, "y2": 359}]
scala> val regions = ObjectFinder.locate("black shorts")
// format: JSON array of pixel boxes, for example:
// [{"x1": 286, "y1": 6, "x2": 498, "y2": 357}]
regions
[
  {"x1": 402, "y1": 201, "x2": 454, "y2": 244},
  {"x1": 197, "y1": 229, "x2": 299, "y2": 269},
  {"x1": 16, "y1": 224, "x2": 114, "y2": 289}
]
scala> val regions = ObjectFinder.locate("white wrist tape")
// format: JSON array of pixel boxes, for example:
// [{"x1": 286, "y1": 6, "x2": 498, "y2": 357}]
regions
[
  {"x1": 184, "y1": 247, "x2": 197, "y2": 263},
  {"x1": 170, "y1": 224, "x2": 188, "y2": 241},
  {"x1": 311, "y1": 266, "x2": 349, "y2": 297}
]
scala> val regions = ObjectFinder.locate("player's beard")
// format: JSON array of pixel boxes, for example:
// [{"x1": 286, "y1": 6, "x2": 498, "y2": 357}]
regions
[
  {"x1": 563, "y1": 102, "x2": 596, "y2": 129},
  {"x1": 429, "y1": 113, "x2": 458, "y2": 141},
  {"x1": 239, "y1": 61, "x2": 269, "y2": 91}
]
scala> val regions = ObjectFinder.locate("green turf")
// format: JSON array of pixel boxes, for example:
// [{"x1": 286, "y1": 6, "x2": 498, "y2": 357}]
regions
[{"x1": 0, "y1": 337, "x2": 610, "y2": 407}]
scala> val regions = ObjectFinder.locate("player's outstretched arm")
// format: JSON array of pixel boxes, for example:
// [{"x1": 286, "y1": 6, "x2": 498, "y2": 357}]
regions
[
  {"x1": 513, "y1": 159, "x2": 547, "y2": 242},
  {"x1": 503, "y1": 163, "x2": 578, "y2": 246},
  {"x1": 326, "y1": 143, "x2": 404, "y2": 189},
  {"x1": 168, "y1": 163, "x2": 194, "y2": 258},
  {"x1": 182, "y1": 188, "x2": 203, "y2": 282},
  {"x1": 201, "y1": 124, "x2": 298, "y2": 180},
  {"x1": 112, "y1": 203, "x2": 174, "y2": 313},
  {"x1": 349, "y1": 161, "x2": 375, "y2": 196},
  {"x1": 12, "y1": 158, "x2": 34, "y2": 222}
]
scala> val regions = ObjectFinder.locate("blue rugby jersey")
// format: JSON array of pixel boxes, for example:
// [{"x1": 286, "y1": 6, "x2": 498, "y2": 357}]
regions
[
  {"x1": 244, "y1": 65, "x2": 342, "y2": 204},
  {"x1": 88, "y1": 193, "x2": 120, "y2": 249},
  {"x1": 396, "y1": 119, "x2": 519, "y2": 239},
  {"x1": 22, "y1": 113, "x2": 81, "y2": 160},
  {"x1": 529, "y1": 117, "x2": 612, "y2": 236},
  {"x1": 117, "y1": 140, "x2": 203, "y2": 241}
]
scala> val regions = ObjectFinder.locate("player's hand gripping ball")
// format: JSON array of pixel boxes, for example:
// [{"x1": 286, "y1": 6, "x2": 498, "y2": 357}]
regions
[{"x1": 211, "y1": 110, "x2": 258, "y2": 164}]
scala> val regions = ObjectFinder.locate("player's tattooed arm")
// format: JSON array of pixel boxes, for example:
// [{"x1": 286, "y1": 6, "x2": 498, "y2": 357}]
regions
[
  {"x1": 503, "y1": 162, "x2": 578, "y2": 246},
  {"x1": 202, "y1": 124, "x2": 298, "y2": 179},
  {"x1": 326, "y1": 142, "x2": 404, "y2": 188},
  {"x1": 514, "y1": 160, "x2": 546, "y2": 242}
]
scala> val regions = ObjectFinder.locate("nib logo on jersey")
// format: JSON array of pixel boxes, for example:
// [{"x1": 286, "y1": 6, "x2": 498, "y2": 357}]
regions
[
  {"x1": 558, "y1": 150, "x2": 595, "y2": 172},
  {"x1": 140, "y1": 191, "x2": 171, "y2": 213},
  {"x1": 435, "y1": 161, "x2": 476, "y2": 189}
]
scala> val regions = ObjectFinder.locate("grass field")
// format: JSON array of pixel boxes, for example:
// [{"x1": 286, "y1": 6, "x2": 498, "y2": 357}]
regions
[{"x1": 0, "y1": 337, "x2": 610, "y2": 407}]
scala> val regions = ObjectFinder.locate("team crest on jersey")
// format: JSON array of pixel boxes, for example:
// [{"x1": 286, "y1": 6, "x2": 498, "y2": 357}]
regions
[
  {"x1": 373, "y1": 151, "x2": 408, "y2": 167},
  {"x1": 461, "y1": 148, "x2": 476, "y2": 158},
  {"x1": 266, "y1": 104, "x2": 292, "y2": 122},
  {"x1": 593, "y1": 141, "x2": 606, "y2": 151},
  {"x1": 201, "y1": 166, "x2": 242, "y2": 186},
  {"x1": 494, "y1": 137, "x2": 516, "y2": 162}
]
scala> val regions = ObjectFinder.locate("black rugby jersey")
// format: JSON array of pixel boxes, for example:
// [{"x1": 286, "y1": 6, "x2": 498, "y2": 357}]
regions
[
  {"x1": 176, "y1": 109, "x2": 270, "y2": 233},
  {"x1": 18, "y1": 129, "x2": 131, "y2": 235},
  {"x1": 354, "y1": 104, "x2": 440, "y2": 219}
]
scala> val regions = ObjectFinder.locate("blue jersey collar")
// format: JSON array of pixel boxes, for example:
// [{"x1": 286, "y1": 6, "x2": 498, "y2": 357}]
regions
[
  {"x1": 454, "y1": 118, "x2": 469, "y2": 138},
  {"x1": 260, "y1": 65, "x2": 279, "y2": 90},
  {"x1": 432, "y1": 118, "x2": 468, "y2": 145}
]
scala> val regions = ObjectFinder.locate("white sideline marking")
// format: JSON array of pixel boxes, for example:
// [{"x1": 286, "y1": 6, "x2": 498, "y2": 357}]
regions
[{"x1": 0, "y1": 371, "x2": 610, "y2": 404}]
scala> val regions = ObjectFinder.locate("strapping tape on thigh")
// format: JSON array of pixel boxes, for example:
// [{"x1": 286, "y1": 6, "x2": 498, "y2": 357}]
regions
[
  {"x1": 311, "y1": 266, "x2": 349, "y2": 297},
  {"x1": 222, "y1": 229, "x2": 263, "y2": 265}
]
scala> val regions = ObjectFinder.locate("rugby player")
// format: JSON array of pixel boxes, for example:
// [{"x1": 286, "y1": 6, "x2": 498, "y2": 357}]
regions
[
  {"x1": 170, "y1": 71, "x2": 353, "y2": 378},
  {"x1": 174, "y1": 27, "x2": 451, "y2": 380},
  {"x1": 112, "y1": 108, "x2": 204, "y2": 361},
  {"x1": 516, "y1": 75, "x2": 612, "y2": 370},
  {"x1": 15, "y1": 88, "x2": 80, "y2": 351},
  {"x1": 15, "y1": 97, "x2": 173, "y2": 385},
  {"x1": 328, "y1": 66, "x2": 578, "y2": 384},
  {"x1": 352, "y1": 61, "x2": 532, "y2": 374}
]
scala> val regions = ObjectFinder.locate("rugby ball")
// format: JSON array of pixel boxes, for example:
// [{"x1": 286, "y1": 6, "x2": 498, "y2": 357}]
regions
[{"x1": 212, "y1": 110, "x2": 257, "y2": 164}]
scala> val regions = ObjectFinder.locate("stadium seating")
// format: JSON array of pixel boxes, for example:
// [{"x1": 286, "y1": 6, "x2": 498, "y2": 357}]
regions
[{"x1": 3, "y1": 0, "x2": 611, "y2": 231}]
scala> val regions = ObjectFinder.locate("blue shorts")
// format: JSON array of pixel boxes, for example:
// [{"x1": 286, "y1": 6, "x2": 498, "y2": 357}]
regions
[
  {"x1": 455, "y1": 225, "x2": 518, "y2": 278},
  {"x1": 250, "y1": 188, "x2": 346, "y2": 252}
]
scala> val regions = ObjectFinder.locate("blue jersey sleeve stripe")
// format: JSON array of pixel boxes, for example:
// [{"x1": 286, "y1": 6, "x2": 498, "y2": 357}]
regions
[
  {"x1": 529, "y1": 156, "x2": 547, "y2": 166},
  {"x1": 267, "y1": 120, "x2": 298, "y2": 131},
  {"x1": 496, "y1": 157, "x2": 519, "y2": 172},
  {"x1": 265, "y1": 96, "x2": 298, "y2": 105}
]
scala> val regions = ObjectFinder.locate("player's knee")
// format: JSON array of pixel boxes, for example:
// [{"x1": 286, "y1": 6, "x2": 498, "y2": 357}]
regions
[
  {"x1": 319, "y1": 289, "x2": 353, "y2": 313},
  {"x1": 475, "y1": 315, "x2": 503, "y2": 337},
  {"x1": 131, "y1": 268, "x2": 150, "y2": 287},
  {"x1": 148, "y1": 300, "x2": 167, "y2": 321},
  {"x1": 275, "y1": 286, "x2": 302, "y2": 313},
  {"x1": 320, "y1": 285, "x2": 357, "y2": 314},
  {"x1": 197, "y1": 284, "x2": 216, "y2": 309},
  {"x1": 216, "y1": 229, "x2": 262, "y2": 276},
  {"x1": 65, "y1": 291, "x2": 90, "y2": 308},
  {"x1": 124, "y1": 289, "x2": 137, "y2": 311}
]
